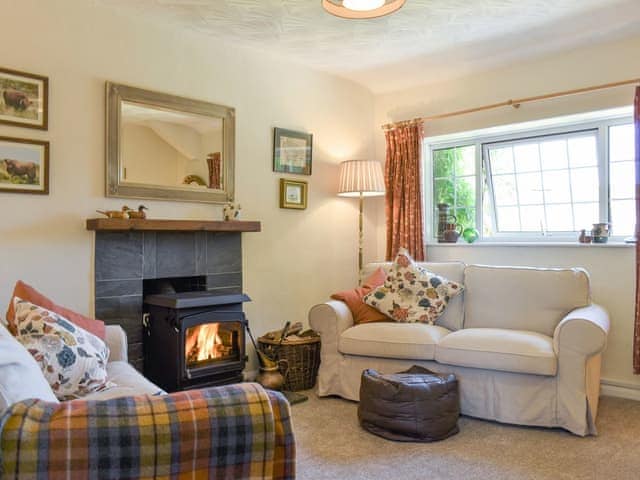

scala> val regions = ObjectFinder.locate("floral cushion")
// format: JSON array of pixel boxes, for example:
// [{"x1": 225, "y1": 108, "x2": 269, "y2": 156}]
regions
[
  {"x1": 363, "y1": 248, "x2": 464, "y2": 324},
  {"x1": 13, "y1": 298, "x2": 114, "y2": 400}
]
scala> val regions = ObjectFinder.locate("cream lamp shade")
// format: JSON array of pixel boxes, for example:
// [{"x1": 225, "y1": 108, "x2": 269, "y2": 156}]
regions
[
  {"x1": 337, "y1": 160, "x2": 385, "y2": 197},
  {"x1": 337, "y1": 160, "x2": 385, "y2": 275}
]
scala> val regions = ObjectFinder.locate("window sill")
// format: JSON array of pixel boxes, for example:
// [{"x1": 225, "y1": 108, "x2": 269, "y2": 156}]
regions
[{"x1": 426, "y1": 241, "x2": 634, "y2": 248}]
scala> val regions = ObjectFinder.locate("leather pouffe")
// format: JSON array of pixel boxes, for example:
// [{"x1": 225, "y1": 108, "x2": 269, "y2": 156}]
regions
[{"x1": 358, "y1": 365, "x2": 460, "y2": 442}]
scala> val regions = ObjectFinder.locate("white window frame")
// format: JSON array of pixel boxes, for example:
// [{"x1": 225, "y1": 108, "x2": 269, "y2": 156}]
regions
[{"x1": 424, "y1": 108, "x2": 634, "y2": 243}]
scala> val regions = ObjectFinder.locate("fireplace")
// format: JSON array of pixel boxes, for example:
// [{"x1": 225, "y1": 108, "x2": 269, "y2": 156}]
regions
[{"x1": 143, "y1": 290, "x2": 250, "y2": 392}]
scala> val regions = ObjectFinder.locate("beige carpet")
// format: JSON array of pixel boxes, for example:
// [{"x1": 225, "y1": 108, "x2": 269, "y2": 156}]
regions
[{"x1": 290, "y1": 393, "x2": 640, "y2": 479}]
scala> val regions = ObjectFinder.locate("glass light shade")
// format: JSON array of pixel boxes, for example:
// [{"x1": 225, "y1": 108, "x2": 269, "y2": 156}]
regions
[
  {"x1": 337, "y1": 160, "x2": 385, "y2": 197},
  {"x1": 343, "y1": 0, "x2": 385, "y2": 11},
  {"x1": 321, "y1": 0, "x2": 406, "y2": 19}
]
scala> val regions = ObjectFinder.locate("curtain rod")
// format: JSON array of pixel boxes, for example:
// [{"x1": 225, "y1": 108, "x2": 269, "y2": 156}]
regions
[{"x1": 381, "y1": 77, "x2": 640, "y2": 130}]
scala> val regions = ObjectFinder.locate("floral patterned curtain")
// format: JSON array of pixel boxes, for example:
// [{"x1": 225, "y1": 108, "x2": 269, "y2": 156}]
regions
[
  {"x1": 384, "y1": 121, "x2": 425, "y2": 261},
  {"x1": 634, "y1": 86, "x2": 640, "y2": 374},
  {"x1": 207, "y1": 152, "x2": 222, "y2": 189}
]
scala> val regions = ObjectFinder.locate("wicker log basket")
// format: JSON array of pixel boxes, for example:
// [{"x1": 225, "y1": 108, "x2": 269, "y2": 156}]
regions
[{"x1": 258, "y1": 323, "x2": 321, "y2": 392}]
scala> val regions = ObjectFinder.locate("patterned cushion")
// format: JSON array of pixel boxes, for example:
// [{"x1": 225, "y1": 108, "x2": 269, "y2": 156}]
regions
[
  {"x1": 13, "y1": 298, "x2": 114, "y2": 400},
  {"x1": 363, "y1": 248, "x2": 464, "y2": 324}
]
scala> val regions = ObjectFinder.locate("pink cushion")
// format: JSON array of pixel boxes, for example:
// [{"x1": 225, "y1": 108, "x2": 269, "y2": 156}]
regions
[{"x1": 331, "y1": 268, "x2": 390, "y2": 325}]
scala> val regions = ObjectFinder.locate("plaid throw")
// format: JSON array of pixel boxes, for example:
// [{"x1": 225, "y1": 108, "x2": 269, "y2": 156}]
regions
[{"x1": 0, "y1": 383, "x2": 295, "y2": 480}]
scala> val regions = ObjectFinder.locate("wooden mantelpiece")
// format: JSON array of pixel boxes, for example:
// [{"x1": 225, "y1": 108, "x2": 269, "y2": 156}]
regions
[{"x1": 86, "y1": 218, "x2": 261, "y2": 232}]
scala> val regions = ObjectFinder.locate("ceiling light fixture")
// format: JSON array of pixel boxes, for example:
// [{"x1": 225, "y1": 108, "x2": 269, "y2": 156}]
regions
[{"x1": 321, "y1": 0, "x2": 406, "y2": 19}]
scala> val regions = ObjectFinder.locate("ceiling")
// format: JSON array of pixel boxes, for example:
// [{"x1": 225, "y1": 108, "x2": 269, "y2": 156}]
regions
[{"x1": 99, "y1": 0, "x2": 640, "y2": 94}]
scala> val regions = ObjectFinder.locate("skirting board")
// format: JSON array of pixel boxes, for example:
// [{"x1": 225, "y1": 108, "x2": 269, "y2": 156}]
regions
[{"x1": 600, "y1": 378, "x2": 640, "y2": 401}]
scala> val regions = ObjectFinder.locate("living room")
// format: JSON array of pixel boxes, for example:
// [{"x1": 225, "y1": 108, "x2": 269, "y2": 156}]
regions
[{"x1": 0, "y1": 0, "x2": 639, "y2": 479}]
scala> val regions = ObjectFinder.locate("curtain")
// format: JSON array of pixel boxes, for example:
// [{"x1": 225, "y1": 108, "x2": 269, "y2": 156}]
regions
[
  {"x1": 384, "y1": 121, "x2": 425, "y2": 261},
  {"x1": 634, "y1": 86, "x2": 640, "y2": 374},
  {"x1": 207, "y1": 152, "x2": 222, "y2": 189}
]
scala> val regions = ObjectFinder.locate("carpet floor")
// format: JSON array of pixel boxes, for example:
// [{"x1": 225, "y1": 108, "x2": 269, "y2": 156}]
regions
[{"x1": 290, "y1": 393, "x2": 640, "y2": 479}]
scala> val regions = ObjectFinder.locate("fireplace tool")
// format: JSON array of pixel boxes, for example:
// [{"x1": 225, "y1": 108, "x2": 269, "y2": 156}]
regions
[{"x1": 246, "y1": 323, "x2": 289, "y2": 391}]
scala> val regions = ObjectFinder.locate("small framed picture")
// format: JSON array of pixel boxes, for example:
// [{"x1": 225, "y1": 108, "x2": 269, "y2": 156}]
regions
[
  {"x1": 273, "y1": 127, "x2": 312, "y2": 175},
  {"x1": 0, "y1": 67, "x2": 48, "y2": 130},
  {"x1": 0, "y1": 136, "x2": 49, "y2": 195},
  {"x1": 279, "y1": 178, "x2": 308, "y2": 210}
]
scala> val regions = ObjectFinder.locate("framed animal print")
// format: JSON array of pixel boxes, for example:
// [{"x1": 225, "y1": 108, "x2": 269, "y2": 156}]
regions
[
  {"x1": 273, "y1": 128, "x2": 312, "y2": 175},
  {"x1": 0, "y1": 136, "x2": 49, "y2": 195},
  {"x1": 0, "y1": 67, "x2": 49, "y2": 130}
]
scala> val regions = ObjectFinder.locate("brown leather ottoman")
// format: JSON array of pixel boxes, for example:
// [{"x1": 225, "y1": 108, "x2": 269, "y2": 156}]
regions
[{"x1": 358, "y1": 365, "x2": 460, "y2": 442}]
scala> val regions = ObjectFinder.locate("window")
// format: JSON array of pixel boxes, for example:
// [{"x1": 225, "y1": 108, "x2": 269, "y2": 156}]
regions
[
  {"x1": 485, "y1": 130, "x2": 599, "y2": 234},
  {"x1": 432, "y1": 145, "x2": 476, "y2": 232},
  {"x1": 425, "y1": 110, "x2": 636, "y2": 241}
]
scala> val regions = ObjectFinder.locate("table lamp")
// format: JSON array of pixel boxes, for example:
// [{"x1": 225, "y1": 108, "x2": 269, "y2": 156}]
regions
[{"x1": 337, "y1": 160, "x2": 385, "y2": 273}]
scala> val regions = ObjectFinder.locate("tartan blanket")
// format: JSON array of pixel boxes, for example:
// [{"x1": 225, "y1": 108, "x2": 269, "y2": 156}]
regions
[{"x1": 0, "y1": 382, "x2": 295, "y2": 480}]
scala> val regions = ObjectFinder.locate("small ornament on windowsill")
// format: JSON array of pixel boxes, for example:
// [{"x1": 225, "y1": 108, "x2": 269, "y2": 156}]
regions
[{"x1": 223, "y1": 202, "x2": 241, "y2": 221}]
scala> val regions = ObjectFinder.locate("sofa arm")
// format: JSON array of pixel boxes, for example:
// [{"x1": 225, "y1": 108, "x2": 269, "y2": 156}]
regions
[
  {"x1": 105, "y1": 325, "x2": 128, "y2": 362},
  {"x1": 0, "y1": 383, "x2": 294, "y2": 479},
  {"x1": 309, "y1": 300, "x2": 354, "y2": 339},
  {"x1": 309, "y1": 301, "x2": 353, "y2": 397},
  {"x1": 553, "y1": 304, "x2": 609, "y2": 357}
]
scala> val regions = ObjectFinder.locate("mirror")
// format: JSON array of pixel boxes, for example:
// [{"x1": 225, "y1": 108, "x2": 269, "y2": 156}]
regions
[{"x1": 106, "y1": 82, "x2": 234, "y2": 203}]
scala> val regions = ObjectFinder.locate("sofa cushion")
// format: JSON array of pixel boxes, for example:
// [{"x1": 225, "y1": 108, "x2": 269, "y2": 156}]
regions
[
  {"x1": 0, "y1": 323, "x2": 58, "y2": 413},
  {"x1": 463, "y1": 265, "x2": 591, "y2": 337},
  {"x1": 6, "y1": 280, "x2": 105, "y2": 339},
  {"x1": 364, "y1": 249, "x2": 464, "y2": 325},
  {"x1": 435, "y1": 328, "x2": 557, "y2": 376},
  {"x1": 339, "y1": 323, "x2": 451, "y2": 360},
  {"x1": 331, "y1": 267, "x2": 389, "y2": 324},
  {"x1": 14, "y1": 298, "x2": 114, "y2": 400},
  {"x1": 361, "y1": 261, "x2": 465, "y2": 331},
  {"x1": 82, "y1": 361, "x2": 165, "y2": 400}
]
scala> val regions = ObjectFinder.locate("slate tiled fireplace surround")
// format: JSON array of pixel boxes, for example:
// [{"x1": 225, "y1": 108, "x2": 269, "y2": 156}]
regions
[{"x1": 93, "y1": 230, "x2": 243, "y2": 371}]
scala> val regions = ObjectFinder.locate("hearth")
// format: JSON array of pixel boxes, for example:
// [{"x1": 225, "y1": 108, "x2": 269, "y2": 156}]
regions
[{"x1": 143, "y1": 289, "x2": 250, "y2": 392}]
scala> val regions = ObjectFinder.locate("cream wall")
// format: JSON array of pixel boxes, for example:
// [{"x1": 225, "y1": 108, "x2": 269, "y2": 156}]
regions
[
  {"x1": 374, "y1": 34, "x2": 640, "y2": 394},
  {"x1": 0, "y1": 0, "x2": 374, "y2": 371}
]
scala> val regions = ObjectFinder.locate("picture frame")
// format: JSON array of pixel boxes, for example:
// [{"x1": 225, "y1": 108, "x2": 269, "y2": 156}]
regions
[
  {"x1": 0, "y1": 136, "x2": 50, "y2": 195},
  {"x1": 273, "y1": 127, "x2": 312, "y2": 175},
  {"x1": 0, "y1": 67, "x2": 48, "y2": 130},
  {"x1": 279, "y1": 178, "x2": 308, "y2": 210}
]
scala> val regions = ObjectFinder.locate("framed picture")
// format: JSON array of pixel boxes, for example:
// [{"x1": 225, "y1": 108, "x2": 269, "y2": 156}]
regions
[
  {"x1": 279, "y1": 178, "x2": 308, "y2": 210},
  {"x1": 273, "y1": 127, "x2": 312, "y2": 175},
  {"x1": 0, "y1": 136, "x2": 49, "y2": 195},
  {"x1": 0, "y1": 67, "x2": 48, "y2": 130}
]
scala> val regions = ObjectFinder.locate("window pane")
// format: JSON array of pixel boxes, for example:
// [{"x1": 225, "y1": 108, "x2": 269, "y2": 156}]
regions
[
  {"x1": 610, "y1": 161, "x2": 634, "y2": 199},
  {"x1": 493, "y1": 175, "x2": 517, "y2": 206},
  {"x1": 455, "y1": 176, "x2": 476, "y2": 206},
  {"x1": 434, "y1": 178, "x2": 454, "y2": 206},
  {"x1": 570, "y1": 167, "x2": 599, "y2": 202},
  {"x1": 514, "y1": 143, "x2": 540, "y2": 172},
  {"x1": 542, "y1": 170, "x2": 571, "y2": 204},
  {"x1": 540, "y1": 139, "x2": 568, "y2": 170},
  {"x1": 517, "y1": 172, "x2": 543, "y2": 205},
  {"x1": 610, "y1": 199, "x2": 635, "y2": 236},
  {"x1": 433, "y1": 149, "x2": 454, "y2": 178},
  {"x1": 568, "y1": 135, "x2": 597, "y2": 167},
  {"x1": 455, "y1": 207, "x2": 476, "y2": 229},
  {"x1": 610, "y1": 124, "x2": 635, "y2": 162},
  {"x1": 573, "y1": 202, "x2": 599, "y2": 231},
  {"x1": 489, "y1": 147, "x2": 514, "y2": 174},
  {"x1": 545, "y1": 204, "x2": 573, "y2": 231},
  {"x1": 520, "y1": 205, "x2": 545, "y2": 232},
  {"x1": 496, "y1": 206, "x2": 520, "y2": 231},
  {"x1": 454, "y1": 146, "x2": 476, "y2": 176}
]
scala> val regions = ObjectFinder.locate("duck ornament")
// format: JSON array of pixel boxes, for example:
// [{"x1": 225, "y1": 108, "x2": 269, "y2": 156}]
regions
[{"x1": 97, "y1": 205, "x2": 148, "y2": 220}]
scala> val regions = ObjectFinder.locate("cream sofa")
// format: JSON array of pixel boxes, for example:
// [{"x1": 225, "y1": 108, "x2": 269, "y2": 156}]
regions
[{"x1": 309, "y1": 262, "x2": 610, "y2": 436}]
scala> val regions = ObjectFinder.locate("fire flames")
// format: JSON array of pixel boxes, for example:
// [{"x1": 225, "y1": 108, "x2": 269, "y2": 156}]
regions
[{"x1": 185, "y1": 323, "x2": 225, "y2": 365}]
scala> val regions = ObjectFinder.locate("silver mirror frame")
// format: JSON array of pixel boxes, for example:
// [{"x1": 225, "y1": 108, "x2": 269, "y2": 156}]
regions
[{"x1": 106, "y1": 82, "x2": 235, "y2": 204}]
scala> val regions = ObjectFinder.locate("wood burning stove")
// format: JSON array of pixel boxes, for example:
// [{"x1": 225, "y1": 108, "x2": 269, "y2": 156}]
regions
[{"x1": 143, "y1": 291, "x2": 250, "y2": 392}]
